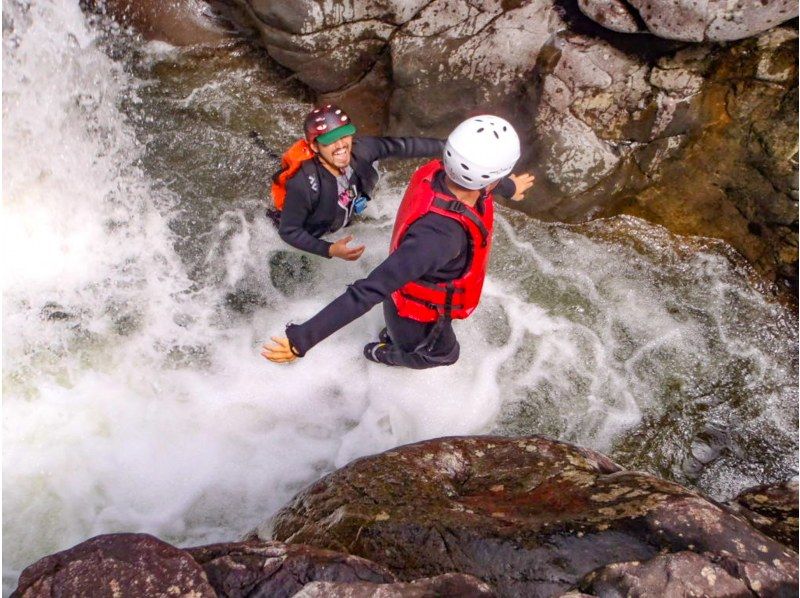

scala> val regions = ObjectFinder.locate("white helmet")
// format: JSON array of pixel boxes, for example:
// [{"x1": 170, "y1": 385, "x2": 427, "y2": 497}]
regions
[{"x1": 443, "y1": 115, "x2": 521, "y2": 190}]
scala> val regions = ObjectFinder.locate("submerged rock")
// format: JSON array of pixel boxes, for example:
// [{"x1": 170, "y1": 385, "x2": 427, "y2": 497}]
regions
[
  {"x1": 11, "y1": 533, "x2": 215, "y2": 597},
  {"x1": 267, "y1": 435, "x2": 798, "y2": 597},
  {"x1": 726, "y1": 480, "x2": 799, "y2": 549},
  {"x1": 84, "y1": 0, "x2": 242, "y2": 46}
]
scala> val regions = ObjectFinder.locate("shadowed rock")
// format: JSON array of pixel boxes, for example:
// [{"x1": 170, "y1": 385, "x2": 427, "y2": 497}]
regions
[
  {"x1": 267, "y1": 435, "x2": 798, "y2": 598},
  {"x1": 186, "y1": 539, "x2": 396, "y2": 597},
  {"x1": 11, "y1": 533, "x2": 215, "y2": 597}
]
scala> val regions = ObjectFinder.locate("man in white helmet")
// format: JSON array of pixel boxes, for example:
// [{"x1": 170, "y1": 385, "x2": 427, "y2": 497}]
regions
[{"x1": 262, "y1": 115, "x2": 534, "y2": 368}]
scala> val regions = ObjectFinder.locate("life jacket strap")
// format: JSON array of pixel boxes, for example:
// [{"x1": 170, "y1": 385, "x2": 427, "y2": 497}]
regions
[{"x1": 432, "y1": 197, "x2": 489, "y2": 247}]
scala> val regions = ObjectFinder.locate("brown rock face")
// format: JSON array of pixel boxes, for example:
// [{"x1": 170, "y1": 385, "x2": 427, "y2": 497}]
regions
[
  {"x1": 726, "y1": 480, "x2": 799, "y2": 549},
  {"x1": 11, "y1": 533, "x2": 216, "y2": 598},
  {"x1": 86, "y1": 0, "x2": 240, "y2": 46},
  {"x1": 186, "y1": 539, "x2": 396, "y2": 597},
  {"x1": 267, "y1": 436, "x2": 798, "y2": 597}
]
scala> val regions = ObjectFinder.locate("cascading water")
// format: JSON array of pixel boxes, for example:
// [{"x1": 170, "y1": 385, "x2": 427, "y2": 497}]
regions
[{"x1": 3, "y1": 1, "x2": 797, "y2": 593}]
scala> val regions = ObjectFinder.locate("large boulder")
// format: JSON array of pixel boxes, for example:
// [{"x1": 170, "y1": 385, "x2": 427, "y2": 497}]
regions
[
  {"x1": 11, "y1": 533, "x2": 216, "y2": 597},
  {"x1": 579, "y1": 0, "x2": 797, "y2": 42},
  {"x1": 186, "y1": 539, "x2": 396, "y2": 596},
  {"x1": 528, "y1": 26, "x2": 798, "y2": 292},
  {"x1": 267, "y1": 436, "x2": 798, "y2": 597},
  {"x1": 726, "y1": 480, "x2": 799, "y2": 549}
]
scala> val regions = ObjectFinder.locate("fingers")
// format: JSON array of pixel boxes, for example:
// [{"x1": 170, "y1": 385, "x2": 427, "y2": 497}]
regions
[
  {"x1": 261, "y1": 336, "x2": 297, "y2": 363},
  {"x1": 332, "y1": 236, "x2": 365, "y2": 260},
  {"x1": 511, "y1": 173, "x2": 536, "y2": 201},
  {"x1": 344, "y1": 244, "x2": 365, "y2": 261}
]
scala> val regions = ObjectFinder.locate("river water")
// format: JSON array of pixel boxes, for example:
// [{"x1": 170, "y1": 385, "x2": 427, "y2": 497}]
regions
[{"x1": 2, "y1": 1, "x2": 797, "y2": 592}]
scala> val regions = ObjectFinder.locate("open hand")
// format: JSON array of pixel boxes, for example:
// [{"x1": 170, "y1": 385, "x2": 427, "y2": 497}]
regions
[
  {"x1": 509, "y1": 173, "x2": 535, "y2": 201},
  {"x1": 261, "y1": 336, "x2": 298, "y2": 364},
  {"x1": 328, "y1": 235, "x2": 365, "y2": 261}
]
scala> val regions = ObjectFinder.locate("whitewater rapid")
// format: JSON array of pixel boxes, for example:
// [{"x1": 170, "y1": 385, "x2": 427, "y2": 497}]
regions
[{"x1": 3, "y1": 1, "x2": 796, "y2": 593}]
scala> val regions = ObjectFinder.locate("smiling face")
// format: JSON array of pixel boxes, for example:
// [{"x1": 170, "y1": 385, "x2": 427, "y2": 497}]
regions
[{"x1": 312, "y1": 135, "x2": 353, "y2": 173}]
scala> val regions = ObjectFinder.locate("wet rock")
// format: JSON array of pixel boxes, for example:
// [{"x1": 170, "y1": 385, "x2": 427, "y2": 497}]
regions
[
  {"x1": 726, "y1": 480, "x2": 799, "y2": 549},
  {"x1": 11, "y1": 533, "x2": 215, "y2": 597},
  {"x1": 529, "y1": 27, "x2": 798, "y2": 293},
  {"x1": 186, "y1": 539, "x2": 396, "y2": 597},
  {"x1": 580, "y1": 551, "x2": 751, "y2": 596},
  {"x1": 266, "y1": 436, "x2": 798, "y2": 597},
  {"x1": 85, "y1": 0, "x2": 240, "y2": 46},
  {"x1": 293, "y1": 572, "x2": 496, "y2": 597}
]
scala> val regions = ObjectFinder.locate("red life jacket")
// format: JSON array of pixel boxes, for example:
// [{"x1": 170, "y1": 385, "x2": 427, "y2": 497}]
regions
[
  {"x1": 271, "y1": 139, "x2": 315, "y2": 210},
  {"x1": 390, "y1": 159, "x2": 494, "y2": 323}
]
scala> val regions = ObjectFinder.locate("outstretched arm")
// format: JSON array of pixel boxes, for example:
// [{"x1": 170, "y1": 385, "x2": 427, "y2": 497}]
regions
[
  {"x1": 494, "y1": 173, "x2": 535, "y2": 201},
  {"x1": 354, "y1": 136, "x2": 445, "y2": 163},
  {"x1": 262, "y1": 215, "x2": 464, "y2": 363}
]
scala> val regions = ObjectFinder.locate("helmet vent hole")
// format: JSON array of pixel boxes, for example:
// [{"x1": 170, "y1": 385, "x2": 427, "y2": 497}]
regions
[
  {"x1": 464, "y1": 176, "x2": 473, "y2": 181},
  {"x1": 493, "y1": 131, "x2": 500, "y2": 139},
  {"x1": 481, "y1": 174, "x2": 490, "y2": 179},
  {"x1": 477, "y1": 127, "x2": 484, "y2": 133},
  {"x1": 446, "y1": 150, "x2": 451, "y2": 157},
  {"x1": 461, "y1": 163, "x2": 469, "y2": 170},
  {"x1": 502, "y1": 125, "x2": 507, "y2": 131}
]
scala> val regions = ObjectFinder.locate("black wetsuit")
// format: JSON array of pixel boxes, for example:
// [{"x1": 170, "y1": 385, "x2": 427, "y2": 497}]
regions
[
  {"x1": 285, "y1": 169, "x2": 516, "y2": 369},
  {"x1": 276, "y1": 136, "x2": 445, "y2": 258}
]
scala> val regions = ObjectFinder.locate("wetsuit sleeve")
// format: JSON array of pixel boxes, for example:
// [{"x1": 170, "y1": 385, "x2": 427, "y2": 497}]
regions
[
  {"x1": 278, "y1": 173, "x2": 332, "y2": 258},
  {"x1": 285, "y1": 215, "x2": 465, "y2": 356},
  {"x1": 494, "y1": 176, "x2": 516, "y2": 199},
  {"x1": 354, "y1": 136, "x2": 445, "y2": 163}
]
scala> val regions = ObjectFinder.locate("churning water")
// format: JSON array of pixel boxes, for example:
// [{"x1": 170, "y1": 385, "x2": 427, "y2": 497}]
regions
[{"x1": 2, "y1": 1, "x2": 797, "y2": 592}]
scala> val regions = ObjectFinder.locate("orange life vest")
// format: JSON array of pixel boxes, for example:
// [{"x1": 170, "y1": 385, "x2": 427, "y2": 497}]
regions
[
  {"x1": 390, "y1": 159, "x2": 494, "y2": 323},
  {"x1": 271, "y1": 139, "x2": 315, "y2": 210}
]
